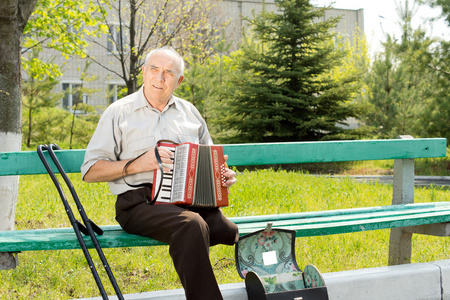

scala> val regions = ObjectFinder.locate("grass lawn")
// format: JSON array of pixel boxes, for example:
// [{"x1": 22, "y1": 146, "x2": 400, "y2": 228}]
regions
[{"x1": 0, "y1": 157, "x2": 449, "y2": 299}]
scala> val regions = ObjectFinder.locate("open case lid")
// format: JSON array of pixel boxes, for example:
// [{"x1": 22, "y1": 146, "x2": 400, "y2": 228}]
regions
[{"x1": 235, "y1": 223, "x2": 301, "y2": 279}]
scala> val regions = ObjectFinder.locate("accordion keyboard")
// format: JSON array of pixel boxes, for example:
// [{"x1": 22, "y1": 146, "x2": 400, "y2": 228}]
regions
[{"x1": 159, "y1": 146, "x2": 176, "y2": 202}]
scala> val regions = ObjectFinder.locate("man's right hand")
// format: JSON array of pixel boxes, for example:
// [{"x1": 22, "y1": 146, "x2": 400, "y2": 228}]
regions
[
  {"x1": 134, "y1": 146, "x2": 174, "y2": 173},
  {"x1": 83, "y1": 146, "x2": 174, "y2": 183}
]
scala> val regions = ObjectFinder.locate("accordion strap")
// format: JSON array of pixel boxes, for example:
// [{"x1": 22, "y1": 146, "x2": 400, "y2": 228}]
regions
[{"x1": 122, "y1": 140, "x2": 178, "y2": 205}]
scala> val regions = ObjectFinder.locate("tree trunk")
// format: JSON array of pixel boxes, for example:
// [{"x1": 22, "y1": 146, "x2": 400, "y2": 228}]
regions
[{"x1": 0, "y1": 0, "x2": 37, "y2": 270}]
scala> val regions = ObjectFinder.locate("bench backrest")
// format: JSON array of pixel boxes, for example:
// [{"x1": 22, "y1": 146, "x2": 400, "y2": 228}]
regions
[{"x1": 0, "y1": 138, "x2": 447, "y2": 176}]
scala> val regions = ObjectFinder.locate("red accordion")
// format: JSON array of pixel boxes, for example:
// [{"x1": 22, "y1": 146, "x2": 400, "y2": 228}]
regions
[{"x1": 151, "y1": 141, "x2": 229, "y2": 208}]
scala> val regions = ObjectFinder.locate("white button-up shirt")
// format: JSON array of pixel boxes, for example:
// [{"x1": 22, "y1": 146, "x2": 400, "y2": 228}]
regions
[{"x1": 81, "y1": 87, "x2": 213, "y2": 195}]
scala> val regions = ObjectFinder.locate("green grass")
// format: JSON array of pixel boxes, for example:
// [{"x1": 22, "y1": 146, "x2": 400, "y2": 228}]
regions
[{"x1": 1, "y1": 169, "x2": 450, "y2": 299}]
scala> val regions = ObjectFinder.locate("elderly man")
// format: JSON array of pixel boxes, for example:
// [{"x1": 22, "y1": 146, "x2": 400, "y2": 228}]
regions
[{"x1": 81, "y1": 46, "x2": 239, "y2": 300}]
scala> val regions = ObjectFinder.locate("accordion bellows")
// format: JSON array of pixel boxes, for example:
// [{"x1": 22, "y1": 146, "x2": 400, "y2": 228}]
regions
[{"x1": 152, "y1": 141, "x2": 229, "y2": 208}]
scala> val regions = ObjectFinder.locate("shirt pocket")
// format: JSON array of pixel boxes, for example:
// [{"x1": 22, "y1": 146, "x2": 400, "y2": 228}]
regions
[
  {"x1": 177, "y1": 134, "x2": 200, "y2": 144},
  {"x1": 127, "y1": 136, "x2": 156, "y2": 158}
]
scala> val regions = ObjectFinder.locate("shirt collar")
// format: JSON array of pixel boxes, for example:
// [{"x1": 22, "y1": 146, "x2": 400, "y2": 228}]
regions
[{"x1": 133, "y1": 87, "x2": 180, "y2": 112}]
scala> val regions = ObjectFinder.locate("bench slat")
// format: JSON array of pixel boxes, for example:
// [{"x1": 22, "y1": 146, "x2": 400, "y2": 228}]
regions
[
  {"x1": 231, "y1": 202, "x2": 450, "y2": 223},
  {"x1": 225, "y1": 138, "x2": 447, "y2": 166},
  {"x1": 0, "y1": 150, "x2": 86, "y2": 175},
  {"x1": 238, "y1": 211, "x2": 450, "y2": 236},
  {"x1": 0, "y1": 226, "x2": 166, "y2": 252},
  {"x1": 2, "y1": 202, "x2": 450, "y2": 253},
  {"x1": 0, "y1": 138, "x2": 446, "y2": 175}
]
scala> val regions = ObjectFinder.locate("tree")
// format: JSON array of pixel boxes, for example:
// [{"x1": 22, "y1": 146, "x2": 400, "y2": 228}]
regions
[
  {"x1": 22, "y1": 51, "x2": 61, "y2": 148},
  {"x1": 422, "y1": 40, "x2": 450, "y2": 141},
  {"x1": 84, "y1": 0, "x2": 228, "y2": 95},
  {"x1": 420, "y1": 0, "x2": 450, "y2": 141},
  {"x1": 19, "y1": 0, "x2": 105, "y2": 151},
  {"x1": 425, "y1": 0, "x2": 450, "y2": 25},
  {"x1": 219, "y1": 0, "x2": 363, "y2": 143},
  {"x1": 21, "y1": 58, "x2": 99, "y2": 149},
  {"x1": 362, "y1": 37, "x2": 427, "y2": 138},
  {"x1": 22, "y1": 0, "x2": 106, "y2": 79},
  {"x1": 67, "y1": 61, "x2": 98, "y2": 149},
  {"x1": 361, "y1": 0, "x2": 439, "y2": 139},
  {"x1": 0, "y1": 0, "x2": 38, "y2": 270},
  {"x1": 177, "y1": 32, "x2": 234, "y2": 122}
]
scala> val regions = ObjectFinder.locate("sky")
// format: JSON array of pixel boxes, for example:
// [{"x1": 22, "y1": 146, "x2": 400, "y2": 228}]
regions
[{"x1": 311, "y1": 0, "x2": 449, "y2": 57}]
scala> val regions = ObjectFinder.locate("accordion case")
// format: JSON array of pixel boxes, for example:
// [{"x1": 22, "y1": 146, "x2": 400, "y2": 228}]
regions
[
  {"x1": 235, "y1": 223, "x2": 329, "y2": 300},
  {"x1": 152, "y1": 141, "x2": 229, "y2": 208}
]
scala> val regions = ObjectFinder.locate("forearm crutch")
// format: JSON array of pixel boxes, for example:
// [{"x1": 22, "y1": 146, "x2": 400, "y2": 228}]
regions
[{"x1": 37, "y1": 144, "x2": 124, "y2": 300}]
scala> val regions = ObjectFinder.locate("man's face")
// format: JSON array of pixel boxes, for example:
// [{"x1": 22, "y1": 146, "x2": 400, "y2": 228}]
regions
[{"x1": 142, "y1": 50, "x2": 184, "y2": 109}]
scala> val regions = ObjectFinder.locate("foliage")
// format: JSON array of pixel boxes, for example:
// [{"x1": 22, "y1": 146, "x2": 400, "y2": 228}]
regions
[
  {"x1": 22, "y1": 49, "x2": 62, "y2": 148},
  {"x1": 21, "y1": 48, "x2": 61, "y2": 82},
  {"x1": 425, "y1": 0, "x2": 450, "y2": 25},
  {"x1": 65, "y1": 112, "x2": 100, "y2": 149},
  {"x1": 21, "y1": 107, "x2": 99, "y2": 150},
  {"x1": 359, "y1": 0, "x2": 450, "y2": 141},
  {"x1": 317, "y1": 31, "x2": 372, "y2": 140},
  {"x1": 21, "y1": 53, "x2": 99, "y2": 150},
  {"x1": 361, "y1": 38, "x2": 429, "y2": 138},
  {"x1": 325, "y1": 32, "x2": 370, "y2": 101},
  {"x1": 0, "y1": 170, "x2": 449, "y2": 298},
  {"x1": 22, "y1": 0, "x2": 106, "y2": 80},
  {"x1": 420, "y1": 0, "x2": 450, "y2": 141},
  {"x1": 176, "y1": 34, "x2": 238, "y2": 141},
  {"x1": 19, "y1": 0, "x2": 105, "y2": 150},
  {"x1": 67, "y1": 61, "x2": 99, "y2": 149},
  {"x1": 421, "y1": 39, "x2": 450, "y2": 141},
  {"x1": 217, "y1": 0, "x2": 365, "y2": 143},
  {"x1": 88, "y1": 0, "x2": 229, "y2": 95},
  {"x1": 24, "y1": 0, "x2": 105, "y2": 56}
]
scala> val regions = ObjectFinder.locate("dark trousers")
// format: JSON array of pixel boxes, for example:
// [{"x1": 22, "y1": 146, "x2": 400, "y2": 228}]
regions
[{"x1": 115, "y1": 188, "x2": 239, "y2": 300}]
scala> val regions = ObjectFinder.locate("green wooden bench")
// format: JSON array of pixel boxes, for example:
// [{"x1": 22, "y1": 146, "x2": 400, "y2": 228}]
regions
[{"x1": 0, "y1": 137, "x2": 448, "y2": 267}]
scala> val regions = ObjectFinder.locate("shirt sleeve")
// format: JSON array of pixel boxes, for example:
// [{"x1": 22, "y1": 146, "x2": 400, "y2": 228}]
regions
[
  {"x1": 80, "y1": 110, "x2": 120, "y2": 180},
  {"x1": 190, "y1": 103, "x2": 213, "y2": 145},
  {"x1": 199, "y1": 121, "x2": 213, "y2": 145}
]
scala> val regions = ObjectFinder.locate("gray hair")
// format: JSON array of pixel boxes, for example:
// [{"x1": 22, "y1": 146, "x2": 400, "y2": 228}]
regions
[{"x1": 144, "y1": 46, "x2": 185, "y2": 77}]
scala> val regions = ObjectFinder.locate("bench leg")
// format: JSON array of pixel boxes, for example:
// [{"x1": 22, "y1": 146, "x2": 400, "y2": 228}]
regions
[
  {"x1": 0, "y1": 174, "x2": 20, "y2": 270},
  {"x1": 389, "y1": 229, "x2": 412, "y2": 265},
  {"x1": 389, "y1": 152, "x2": 415, "y2": 265},
  {"x1": 0, "y1": 252, "x2": 18, "y2": 270}
]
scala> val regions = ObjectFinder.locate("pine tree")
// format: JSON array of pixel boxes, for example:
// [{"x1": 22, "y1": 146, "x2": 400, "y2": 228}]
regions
[
  {"x1": 220, "y1": 0, "x2": 362, "y2": 143},
  {"x1": 362, "y1": 1, "x2": 439, "y2": 139},
  {"x1": 423, "y1": 0, "x2": 450, "y2": 141},
  {"x1": 422, "y1": 40, "x2": 450, "y2": 141}
]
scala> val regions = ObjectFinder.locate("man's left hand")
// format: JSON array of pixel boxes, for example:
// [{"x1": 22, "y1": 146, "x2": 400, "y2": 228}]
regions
[{"x1": 223, "y1": 155, "x2": 236, "y2": 193}]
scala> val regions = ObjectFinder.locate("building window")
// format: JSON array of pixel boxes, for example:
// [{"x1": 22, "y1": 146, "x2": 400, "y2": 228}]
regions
[
  {"x1": 107, "y1": 84, "x2": 126, "y2": 104},
  {"x1": 62, "y1": 83, "x2": 87, "y2": 112},
  {"x1": 107, "y1": 24, "x2": 127, "y2": 54}
]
